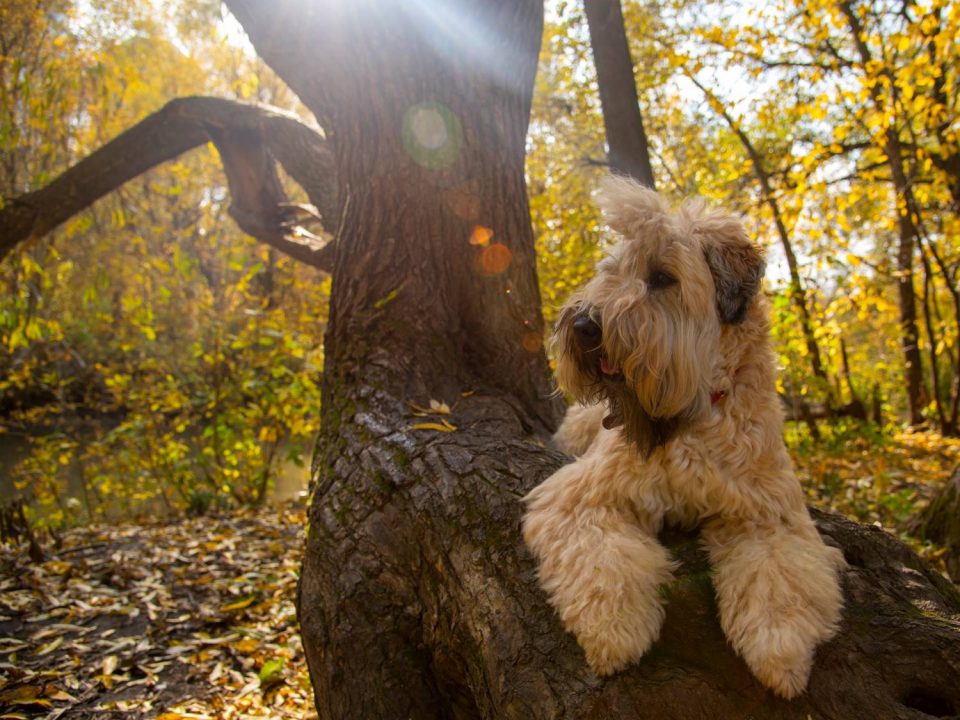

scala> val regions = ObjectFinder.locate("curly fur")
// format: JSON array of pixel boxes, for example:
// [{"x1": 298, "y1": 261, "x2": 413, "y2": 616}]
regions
[{"x1": 523, "y1": 177, "x2": 845, "y2": 699}]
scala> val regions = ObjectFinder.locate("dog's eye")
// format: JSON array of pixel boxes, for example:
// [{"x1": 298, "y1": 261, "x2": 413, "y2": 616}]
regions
[{"x1": 649, "y1": 270, "x2": 677, "y2": 290}]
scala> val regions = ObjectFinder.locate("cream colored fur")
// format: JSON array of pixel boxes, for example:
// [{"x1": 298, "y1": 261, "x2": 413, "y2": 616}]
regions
[{"x1": 523, "y1": 177, "x2": 845, "y2": 699}]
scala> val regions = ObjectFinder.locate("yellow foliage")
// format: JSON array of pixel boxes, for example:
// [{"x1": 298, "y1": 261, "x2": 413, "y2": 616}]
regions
[{"x1": 1, "y1": 1, "x2": 326, "y2": 524}]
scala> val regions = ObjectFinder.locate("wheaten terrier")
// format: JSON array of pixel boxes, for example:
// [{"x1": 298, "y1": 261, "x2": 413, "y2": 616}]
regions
[{"x1": 523, "y1": 177, "x2": 845, "y2": 699}]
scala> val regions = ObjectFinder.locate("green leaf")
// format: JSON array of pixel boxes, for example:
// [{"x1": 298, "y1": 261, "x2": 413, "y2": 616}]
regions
[{"x1": 258, "y1": 657, "x2": 285, "y2": 686}]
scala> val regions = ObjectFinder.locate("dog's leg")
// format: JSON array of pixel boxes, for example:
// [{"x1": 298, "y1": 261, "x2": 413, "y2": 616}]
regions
[
  {"x1": 552, "y1": 402, "x2": 606, "y2": 456},
  {"x1": 523, "y1": 459, "x2": 674, "y2": 676},
  {"x1": 701, "y1": 513, "x2": 845, "y2": 698}
]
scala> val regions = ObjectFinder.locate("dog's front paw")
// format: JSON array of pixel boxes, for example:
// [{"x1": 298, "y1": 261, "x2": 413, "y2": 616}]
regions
[
  {"x1": 584, "y1": 644, "x2": 630, "y2": 677},
  {"x1": 743, "y1": 644, "x2": 814, "y2": 699},
  {"x1": 569, "y1": 602, "x2": 665, "y2": 677},
  {"x1": 581, "y1": 636, "x2": 638, "y2": 677}
]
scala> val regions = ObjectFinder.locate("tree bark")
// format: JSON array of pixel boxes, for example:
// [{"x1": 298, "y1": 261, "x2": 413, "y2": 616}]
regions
[
  {"x1": 224, "y1": 0, "x2": 560, "y2": 427},
  {"x1": 583, "y1": 0, "x2": 656, "y2": 188},
  {"x1": 0, "y1": 96, "x2": 338, "y2": 269}
]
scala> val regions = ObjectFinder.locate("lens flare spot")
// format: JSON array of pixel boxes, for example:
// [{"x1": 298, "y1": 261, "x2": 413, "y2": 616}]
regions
[
  {"x1": 522, "y1": 331, "x2": 542, "y2": 353},
  {"x1": 478, "y1": 242, "x2": 513, "y2": 275},
  {"x1": 469, "y1": 225, "x2": 494, "y2": 246},
  {"x1": 411, "y1": 109, "x2": 447, "y2": 149},
  {"x1": 401, "y1": 102, "x2": 462, "y2": 169}
]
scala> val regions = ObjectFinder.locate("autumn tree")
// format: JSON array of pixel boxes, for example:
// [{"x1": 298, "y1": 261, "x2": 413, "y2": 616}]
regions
[
  {"x1": 0, "y1": 1, "x2": 328, "y2": 520},
  {"x1": 3, "y1": 0, "x2": 960, "y2": 717},
  {"x1": 550, "y1": 0, "x2": 842, "y2": 422},
  {"x1": 681, "y1": 0, "x2": 960, "y2": 430}
]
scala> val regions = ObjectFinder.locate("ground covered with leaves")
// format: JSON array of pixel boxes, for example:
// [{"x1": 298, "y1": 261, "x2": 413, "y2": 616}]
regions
[
  {"x1": 0, "y1": 501, "x2": 315, "y2": 720},
  {"x1": 791, "y1": 425, "x2": 960, "y2": 574},
  {"x1": 1, "y1": 424, "x2": 959, "y2": 720}
]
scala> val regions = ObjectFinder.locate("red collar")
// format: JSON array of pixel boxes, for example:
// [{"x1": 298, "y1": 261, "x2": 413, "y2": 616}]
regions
[{"x1": 713, "y1": 365, "x2": 746, "y2": 405}]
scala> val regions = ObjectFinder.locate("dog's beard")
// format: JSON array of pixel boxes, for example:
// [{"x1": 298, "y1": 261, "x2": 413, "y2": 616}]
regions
[
  {"x1": 553, "y1": 303, "x2": 711, "y2": 458},
  {"x1": 600, "y1": 379, "x2": 689, "y2": 458},
  {"x1": 557, "y1": 342, "x2": 698, "y2": 458}
]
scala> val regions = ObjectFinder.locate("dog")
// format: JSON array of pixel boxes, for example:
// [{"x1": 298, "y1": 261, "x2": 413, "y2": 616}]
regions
[{"x1": 523, "y1": 176, "x2": 845, "y2": 699}]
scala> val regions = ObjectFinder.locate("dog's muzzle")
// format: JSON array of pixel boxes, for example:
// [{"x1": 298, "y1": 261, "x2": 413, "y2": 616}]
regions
[
  {"x1": 572, "y1": 313, "x2": 621, "y2": 378},
  {"x1": 573, "y1": 315, "x2": 602, "y2": 350}
]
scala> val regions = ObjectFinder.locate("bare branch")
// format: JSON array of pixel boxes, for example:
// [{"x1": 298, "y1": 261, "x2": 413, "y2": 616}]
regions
[{"x1": 0, "y1": 96, "x2": 339, "y2": 271}]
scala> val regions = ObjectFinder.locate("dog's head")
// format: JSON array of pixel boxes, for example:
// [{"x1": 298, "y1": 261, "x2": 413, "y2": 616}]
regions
[{"x1": 553, "y1": 176, "x2": 765, "y2": 456}]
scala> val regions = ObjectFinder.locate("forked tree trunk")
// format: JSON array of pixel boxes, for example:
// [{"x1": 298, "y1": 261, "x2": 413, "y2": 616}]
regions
[{"x1": 231, "y1": 1, "x2": 960, "y2": 717}]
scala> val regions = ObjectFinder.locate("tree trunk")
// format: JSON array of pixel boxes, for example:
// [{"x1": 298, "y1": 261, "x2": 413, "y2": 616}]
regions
[
  {"x1": 911, "y1": 466, "x2": 960, "y2": 582},
  {"x1": 583, "y1": 0, "x2": 656, "y2": 188},
  {"x1": 890, "y1": 137, "x2": 927, "y2": 427},
  {"x1": 305, "y1": 402, "x2": 960, "y2": 718},
  {"x1": 213, "y1": 1, "x2": 960, "y2": 717}
]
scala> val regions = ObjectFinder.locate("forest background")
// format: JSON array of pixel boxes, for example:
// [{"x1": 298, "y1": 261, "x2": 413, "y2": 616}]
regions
[
  {"x1": 1, "y1": 0, "x2": 960, "y2": 715},
  {"x1": 4, "y1": 0, "x2": 960, "y2": 549}
]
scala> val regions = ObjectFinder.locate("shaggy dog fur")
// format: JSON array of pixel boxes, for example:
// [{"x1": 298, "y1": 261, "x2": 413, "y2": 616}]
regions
[{"x1": 523, "y1": 177, "x2": 845, "y2": 699}]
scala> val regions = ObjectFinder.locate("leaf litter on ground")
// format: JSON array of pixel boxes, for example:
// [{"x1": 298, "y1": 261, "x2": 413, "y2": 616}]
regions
[
  {"x1": 0, "y1": 501, "x2": 316, "y2": 720},
  {"x1": 791, "y1": 425, "x2": 960, "y2": 576}
]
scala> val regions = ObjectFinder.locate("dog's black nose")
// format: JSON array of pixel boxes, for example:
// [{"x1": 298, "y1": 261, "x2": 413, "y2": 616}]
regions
[{"x1": 573, "y1": 316, "x2": 602, "y2": 348}]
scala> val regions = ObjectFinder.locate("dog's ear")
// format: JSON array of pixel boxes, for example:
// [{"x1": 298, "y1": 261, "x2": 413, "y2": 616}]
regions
[
  {"x1": 701, "y1": 218, "x2": 765, "y2": 325},
  {"x1": 596, "y1": 175, "x2": 668, "y2": 238}
]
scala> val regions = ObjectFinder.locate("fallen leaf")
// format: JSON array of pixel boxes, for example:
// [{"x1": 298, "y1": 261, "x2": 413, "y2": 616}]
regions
[
  {"x1": 408, "y1": 399, "x2": 451, "y2": 416},
  {"x1": 428, "y1": 399, "x2": 451, "y2": 414},
  {"x1": 33, "y1": 637, "x2": 63, "y2": 656},
  {"x1": 220, "y1": 596, "x2": 256, "y2": 612},
  {"x1": 233, "y1": 638, "x2": 259, "y2": 654},
  {"x1": 0, "y1": 686, "x2": 41, "y2": 704},
  {"x1": 44, "y1": 685, "x2": 77, "y2": 702},
  {"x1": 410, "y1": 422, "x2": 457, "y2": 432}
]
